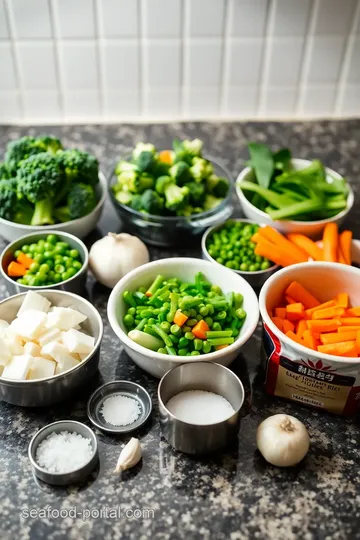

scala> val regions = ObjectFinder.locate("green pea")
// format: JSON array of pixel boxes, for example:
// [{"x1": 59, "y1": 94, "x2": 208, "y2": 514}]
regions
[
  {"x1": 160, "y1": 321, "x2": 171, "y2": 333},
  {"x1": 182, "y1": 325, "x2": 191, "y2": 333},
  {"x1": 179, "y1": 337, "x2": 189, "y2": 349},
  {"x1": 72, "y1": 260, "x2": 82, "y2": 270},
  {"x1": 194, "y1": 339, "x2": 203, "y2": 351},
  {"x1": 17, "y1": 278, "x2": 25, "y2": 284},
  {"x1": 169, "y1": 334, "x2": 179, "y2": 345},
  {"x1": 54, "y1": 245, "x2": 66, "y2": 255},
  {"x1": 216, "y1": 258, "x2": 224, "y2": 265},
  {"x1": 212, "y1": 322, "x2": 222, "y2": 331},
  {"x1": 44, "y1": 242, "x2": 52, "y2": 251},
  {"x1": 249, "y1": 264, "x2": 256, "y2": 272},
  {"x1": 157, "y1": 348, "x2": 167, "y2": 355},
  {"x1": 14, "y1": 249, "x2": 22, "y2": 259},
  {"x1": 21, "y1": 244, "x2": 30, "y2": 253},
  {"x1": 187, "y1": 318, "x2": 197, "y2": 327},
  {"x1": 61, "y1": 271, "x2": 72, "y2": 281},
  {"x1": 148, "y1": 317, "x2": 156, "y2": 326},
  {"x1": 54, "y1": 273, "x2": 62, "y2": 283},
  {"x1": 199, "y1": 306, "x2": 209, "y2": 317},
  {"x1": 29, "y1": 262, "x2": 39, "y2": 273},
  {"x1": 55, "y1": 264, "x2": 65, "y2": 274},
  {"x1": 40, "y1": 263, "x2": 50, "y2": 274},
  {"x1": 204, "y1": 316, "x2": 213, "y2": 327},
  {"x1": 65, "y1": 258, "x2": 74, "y2": 269},
  {"x1": 184, "y1": 332, "x2": 195, "y2": 340},
  {"x1": 44, "y1": 251, "x2": 53, "y2": 259},
  {"x1": 190, "y1": 351, "x2": 201, "y2": 356},
  {"x1": 69, "y1": 249, "x2": 79, "y2": 259},
  {"x1": 178, "y1": 348, "x2": 189, "y2": 356},
  {"x1": 124, "y1": 314, "x2": 135, "y2": 327},
  {"x1": 29, "y1": 243, "x2": 38, "y2": 253},
  {"x1": 171, "y1": 324, "x2": 182, "y2": 336},
  {"x1": 240, "y1": 263, "x2": 248, "y2": 271},
  {"x1": 261, "y1": 261, "x2": 271, "y2": 270},
  {"x1": 47, "y1": 234, "x2": 58, "y2": 245}
]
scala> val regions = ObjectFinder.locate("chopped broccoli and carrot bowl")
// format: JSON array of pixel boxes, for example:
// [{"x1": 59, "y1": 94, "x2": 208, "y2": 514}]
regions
[
  {"x1": 112, "y1": 139, "x2": 230, "y2": 217},
  {"x1": 122, "y1": 272, "x2": 247, "y2": 356}
]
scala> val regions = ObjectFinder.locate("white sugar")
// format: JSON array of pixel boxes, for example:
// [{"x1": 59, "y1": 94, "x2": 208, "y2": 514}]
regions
[
  {"x1": 166, "y1": 390, "x2": 235, "y2": 425},
  {"x1": 100, "y1": 395, "x2": 141, "y2": 426},
  {"x1": 36, "y1": 431, "x2": 93, "y2": 474}
]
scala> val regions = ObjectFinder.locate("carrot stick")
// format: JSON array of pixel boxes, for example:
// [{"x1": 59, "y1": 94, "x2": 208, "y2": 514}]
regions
[
  {"x1": 356, "y1": 331, "x2": 360, "y2": 353},
  {"x1": 173, "y1": 310, "x2": 188, "y2": 327},
  {"x1": 282, "y1": 319, "x2": 295, "y2": 333},
  {"x1": 338, "y1": 249, "x2": 347, "y2": 264},
  {"x1": 339, "y1": 230, "x2": 352, "y2": 265},
  {"x1": 312, "y1": 306, "x2": 345, "y2": 320},
  {"x1": 258, "y1": 226, "x2": 308, "y2": 263},
  {"x1": 339, "y1": 318, "x2": 360, "y2": 326},
  {"x1": 317, "y1": 341, "x2": 357, "y2": 357},
  {"x1": 305, "y1": 300, "x2": 335, "y2": 318},
  {"x1": 285, "y1": 295, "x2": 297, "y2": 305},
  {"x1": 271, "y1": 316, "x2": 283, "y2": 331},
  {"x1": 287, "y1": 234, "x2": 323, "y2": 261},
  {"x1": 192, "y1": 320, "x2": 210, "y2": 340},
  {"x1": 16, "y1": 252, "x2": 35, "y2": 269},
  {"x1": 275, "y1": 307, "x2": 286, "y2": 319},
  {"x1": 338, "y1": 326, "x2": 360, "y2": 332},
  {"x1": 346, "y1": 307, "x2": 360, "y2": 317},
  {"x1": 322, "y1": 223, "x2": 338, "y2": 262},
  {"x1": 320, "y1": 330, "x2": 358, "y2": 344},
  {"x1": 7, "y1": 261, "x2": 27, "y2": 277},
  {"x1": 296, "y1": 320, "x2": 307, "y2": 337},
  {"x1": 285, "y1": 330, "x2": 305, "y2": 346},
  {"x1": 307, "y1": 319, "x2": 342, "y2": 332},
  {"x1": 286, "y1": 303, "x2": 305, "y2": 321},
  {"x1": 302, "y1": 329, "x2": 317, "y2": 350},
  {"x1": 335, "y1": 293, "x2": 349, "y2": 308},
  {"x1": 286, "y1": 281, "x2": 320, "y2": 309},
  {"x1": 254, "y1": 242, "x2": 296, "y2": 268}
]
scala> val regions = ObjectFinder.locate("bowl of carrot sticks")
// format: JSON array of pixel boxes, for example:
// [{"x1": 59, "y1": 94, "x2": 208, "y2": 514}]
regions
[{"x1": 259, "y1": 262, "x2": 360, "y2": 415}]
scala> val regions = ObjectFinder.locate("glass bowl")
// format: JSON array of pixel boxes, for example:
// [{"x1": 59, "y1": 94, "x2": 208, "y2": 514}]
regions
[{"x1": 108, "y1": 155, "x2": 234, "y2": 247}]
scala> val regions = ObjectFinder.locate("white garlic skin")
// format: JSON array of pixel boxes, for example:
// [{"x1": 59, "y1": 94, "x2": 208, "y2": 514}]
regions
[
  {"x1": 115, "y1": 437, "x2": 142, "y2": 473},
  {"x1": 256, "y1": 414, "x2": 310, "y2": 467}
]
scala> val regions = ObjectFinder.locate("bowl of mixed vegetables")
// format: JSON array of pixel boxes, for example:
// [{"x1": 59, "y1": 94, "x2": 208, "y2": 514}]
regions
[
  {"x1": 107, "y1": 257, "x2": 259, "y2": 377},
  {"x1": 236, "y1": 143, "x2": 353, "y2": 238},
  {"x1": 0, "y1": 135, "x2": 107, "y2": 241},
  {"x1": 109, "y1": 139, "x2": 233, "y2": 246}
]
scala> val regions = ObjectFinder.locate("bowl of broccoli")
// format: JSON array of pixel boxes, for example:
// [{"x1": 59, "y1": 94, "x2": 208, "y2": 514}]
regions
[
  {"x1": 109, "y1": 139, "x2": 234, "y2": 247},
  {"x1": 0, "y1": 135, "x2": 107, "y2": 242}
]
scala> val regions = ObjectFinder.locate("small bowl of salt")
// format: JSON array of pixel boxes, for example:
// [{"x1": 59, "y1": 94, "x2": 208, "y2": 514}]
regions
[{"x1": 28, "y1": 420, "x2": 99, "y2": 486}]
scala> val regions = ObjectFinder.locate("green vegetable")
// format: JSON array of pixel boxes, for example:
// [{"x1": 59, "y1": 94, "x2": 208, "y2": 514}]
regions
[
  {"x1": 128, "y1": 330, "x2": 164, "y2": 351},
  {"x1": 55, "y1": 183, "x2": 97, "y2": 222},
  {"x1": 141, "y1": 189, "x2": 164, "y2": 214},
  {"x1": 5, "y1": 135, "x2": 62, "y2": 174},
  {"x1": 164, "y1": 184, "x2": 189, "y2": 211},
  {"x1": 248, "y1": 142, "x2": 274, "y2": 189},
  {"x1": 56, "y1": 148, "x2": 99, "y2": 187}
]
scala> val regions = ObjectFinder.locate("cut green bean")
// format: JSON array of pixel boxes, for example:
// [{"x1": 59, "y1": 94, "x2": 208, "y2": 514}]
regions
[
  {"x1": 207, "y1": 337, "x2": 234, "y2": 346},
  {"x1": 166, "y1": 345, "x2": 177, "y2": 355},
  {"x1": 152, "y1": 324, "x2": 173, "y2": 348},
  {"x1": 146, "y1": 274, "x2": 164, "y2": 297},
  {"x1": 135, "y1": 318, "x2": 147, "y2": 331},
  {"x1": 166, "y1": 292, "x2": 178, "y2": 323},
  {"x1": 206, "y1": 330, "x2": 233, "y2": 338},
  {"x1": 123, "y1": 290, "x2": 137, "y2": 308},
  {"x1": 128, "y1": 330, "x2": 164, "y2": 351}
]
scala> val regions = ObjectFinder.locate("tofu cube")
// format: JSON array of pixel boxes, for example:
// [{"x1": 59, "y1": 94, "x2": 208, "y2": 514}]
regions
[
  {"x1": 0, "y1": 320, "x2": 9, "y2": 336},
  {"x1": 41, "y1": 342, "x2": 79, "y2": 373},
  {"x1": 2, "y1": 355, "x2": 33, "y2": 380},
  {"x1": 54, "y1": 354, "x2": 79, "y2": 375},
  {"x1": 0, "y1": 337, "x2": 11, "y2": 361},
  {"x1": 17, "y1": 291, "x2": 51, "y2": 317},
  {"x1": 24, "y1": 342, "x2": 41, "y2": 357},
  {"x1": 62, "y1": 329, "x2": 95, "y2": 354},
  {"x1": 45, "y1": 307, "x2": 87, "y2": 331},
  {"x1": 28, "y1": 357, "x2": 56, "y2": 380},
  {"x1": 11, "y1": 310, "x2": 47, "y2": 340},
  {"x1": 38, "y1": 327, "x2": 61, "y2": 347},
  {"x1": 4, "y1": 335, "x2": 24, "y2": 355}
]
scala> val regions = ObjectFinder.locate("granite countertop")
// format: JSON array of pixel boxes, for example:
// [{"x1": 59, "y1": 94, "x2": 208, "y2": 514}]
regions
[{"x1": 0, "y1": 121, "x2": 360, "y2": 540}]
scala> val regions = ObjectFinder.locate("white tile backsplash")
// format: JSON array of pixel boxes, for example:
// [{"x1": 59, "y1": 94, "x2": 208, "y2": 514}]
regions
[{"x1": 1, "y1": 0, "x2": 359, "y2": 123}]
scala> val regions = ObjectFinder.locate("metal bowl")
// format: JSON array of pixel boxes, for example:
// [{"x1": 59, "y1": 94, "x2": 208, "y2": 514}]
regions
[
  {"x1": 201, "y1": 218, "x2": 279, "y2": 289},
  {"x1": 28, "y1": 420, "x2": 99, "y2": 485},
  {"x1": 158, "y1": 362, "x2": 245, "y2": 454},
  {"x1": 108, "y1": 155, "x2": 234, "y2": 247},
  {"x1": 0, "y1": 230, "x2": 88, "y2": 295},
  {"x1": 0, "y1": 290, "x2": 103, "y2": 407}
]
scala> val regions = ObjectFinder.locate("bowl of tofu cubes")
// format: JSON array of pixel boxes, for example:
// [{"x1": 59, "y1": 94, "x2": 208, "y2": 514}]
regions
[{"x1": 0, "y1": 290, "x2": 103, "y2": 406}]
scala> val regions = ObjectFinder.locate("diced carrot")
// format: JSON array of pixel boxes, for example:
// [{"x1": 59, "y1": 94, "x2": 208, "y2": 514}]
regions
[
  {"x1": 271, "y1": 316, "x2": 283, "y2": 331},
  {"x1": 335, "y1": 293, "x2": 349, "y2": 308},
  {"x1": 312, "y1": 306, "x2": 345, "y2": 320},
  {"x1": 322, "y1": 223, "x2": 339, "y2": 262},
  {"x1": 302, "y1": 329, "x2": 317, "y2": 350},
  {"x1": 275, "y1": 307, "x2": 286, "y2": 319},
  {"x1": 173, "y1": 310, "x2": 188, "y2": 327},
  {"x1": 305, "y1": 300, "x2": 336, "y2": 318},
  {"x1": 251, "y1": 232, "x2": 262, "y2": 243},
  {"x1": 16, "y1": 252, "x2": 34, "y2": 269},
  {"x1": 282, "y1": 319, "x2": 295, "y2": 333},
  {"x1": 286, "y1": 282, "x2": 320, "y2": 309},
  {"x1": 287, "y1": 234, "x2": 323, "y2": 261},
  {"x1": 255, "y1": 241, "x2": 297, "y2": 268},
  {"x1": 285, "y1": 295, "x2": 296, "y2": 305},
  {"x1": 339, "y1": 318, "x2": 360, "y2": 326},
  {"x1": 258, "y1": 226, "x2": 308, "y2": 263},
  {"x1": 346, "y1": 307, "x2": 360, "y2": 317},
  {"x1": 320, "y1": 330, "x2": 358, "y2": 344},
  {"x1": 215, "y1": 344, "x2": 229, "y2": 351},
  {"x1": 339, "y1": 230, "x2": 352, "y2": 265},
  {"x1": 307, "y1": 319, "x2": 342, "y2": 333},
  {"x1": 158, "y1": 150, "x2": 174, "y2": 164},
  {"x1": 7, "y1": 261, "x2": 27, "y2": 277},
  {"x1": 286, "y1": 303, "x2": 305, "y2": 321},
  {"x1": 145, "y1": 292, "x2": 152, "y2": 297},
  {"x1": 192, "y1": 320, "x2": 210, "y2": 340},
  {"x1": 317, "y1": 341, "x2": 357, "y2": 357},
  {"x1": 296, "y1": 319, "x2": 307, "y2": 337},
  {"x1": 285, "y1": 330, "x2": 305, "y2": 346}
]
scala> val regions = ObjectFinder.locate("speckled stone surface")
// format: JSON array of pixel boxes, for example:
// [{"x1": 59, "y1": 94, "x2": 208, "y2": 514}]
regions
[{"x1": 0, "y1": 121, "x2": 360, "y2": 540}]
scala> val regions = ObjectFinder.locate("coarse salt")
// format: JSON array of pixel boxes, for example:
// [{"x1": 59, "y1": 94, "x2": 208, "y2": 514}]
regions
[
  {"x1": 35, "y1": 431, "x2": 93, "y2": 474},
  {"x1": 100, "y1": 395, "x2": 141, "y2": 426},
  {"x1": 166, "y1": 390, "x2": 235, "y2": 425}
]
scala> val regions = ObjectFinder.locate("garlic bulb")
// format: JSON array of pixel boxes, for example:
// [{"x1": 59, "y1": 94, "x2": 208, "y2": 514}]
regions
[
  {"x1": 256, "y1": 414, "x2": 310, "y2": 467},
  {"x1": 115, "y1": 437, "x2": 142, "y2": 472},
  {"x1": 89, "y1": 233, "x2": 149, "y2": 288}
]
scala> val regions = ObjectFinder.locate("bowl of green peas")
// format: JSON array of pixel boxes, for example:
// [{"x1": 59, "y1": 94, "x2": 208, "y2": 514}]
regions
[
  {"x1": 0, "y1": 231, "x2": 88, "y2": 295},
  {"x1": 202, "y1": 219, "x2": 278, "y2": 289},
  {"x1": 107, "y1": 257, "x2": 259, "y2": 378}
]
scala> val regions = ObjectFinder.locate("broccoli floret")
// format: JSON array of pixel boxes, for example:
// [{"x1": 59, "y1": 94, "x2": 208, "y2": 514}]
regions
[
  {"x1": 173, "y1": 139, "x2": 203, "y2": 164},
  {"x1": 57, "y1": 149, "x2": 99, "y2": 187},
  {"x1": 141, "y1": 189, "x2": 164, "y2": 214},
  {"x1": 37, "y1": 135, "x2": 62, "y2": 154},
  {"x1": 0, "y1": 178, "x2": 17, "y2": 221},
  {"x1": 189, "y1": 157, "x2": 213, "y2": 182},
  {"x1": 16, "y1": 153, "x2": 64, "y2": 226},
  {"x1": 152, "y1": 158, "x2": 171, "y2": 178},
  {"x1": 115, "y1": 191, "x2": 133, "y2": 205},
  {"x1": 164, "y1": 184, "x2": 189, "y2": 212},
  {"x1": 115, "y1": 161, "x2": 138, "y2": 176},
  {"x1": 130, "y1": 194, "x2": 143, "y2": 211},
  {"x1": 186, "y1": 182, "x2": 206, "y2": 206},
  {"x1": 203, "y1": 194, "x2": 223, "y2": 211},
  {"x1": 132, "y1": 143, "x2": 156, "y2": 161},
  {"x1": 0, "y1": 162, "x2": 10, "y2": 180},
  {"x1": 155, "y1": 175, "x2": 174, "y2": 195},
  {"x1": 169, "y1": 161, "x2": 191, "y2": 186},
  {"x1": 206, "y1": 175, "x2": 229, "y2": 197},
  {"x1": 134, "y1": 151, "x2": 155, "y2": 173},
  {"x1": 5, "y1": 135, "x2": 62, "y2": 174},
  {"x1": 55, "y1": 183, "x2": 97, "y2": 222}
]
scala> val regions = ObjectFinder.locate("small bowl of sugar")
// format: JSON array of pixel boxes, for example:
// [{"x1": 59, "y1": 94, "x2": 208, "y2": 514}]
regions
[
  {"x1": 158, "y1": 362, "x2": 245, "y2": 454},
  {"x1": 28, "y1": 420, "x2": 99, "y2": 485}
]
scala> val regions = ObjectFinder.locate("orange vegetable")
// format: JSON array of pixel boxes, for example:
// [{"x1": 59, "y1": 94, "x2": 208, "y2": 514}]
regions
[
  {"x1": 159, "y1": 150, "x2": 173, "y2": 164},
  {"x1": 258, "y1": 226, "x2": 308, "y2": 263},
  {"x1": 282, "y1": 319, "x2": 295, "y2": 333},
  {"x1": 275, "y1": 307, "x2": 286, "y2": 319},
  {"x1": 338, "y1": 249, "x2": 347, "y2": 264},
  {"x1": 251, "y1": 232, "x2": 262, "y2": 243},
  {"x1": 307, "y1": 319, "x2": 341, "y2": 333},
  {"x1": 320, "y1": 330, "x2": 358, "y2": 344},
  {"x1": 339, "y1": 230, "x2": 352, "y2": 265},
  {"x1": 322, "y1": 223, "x2": 338, "y2": 262},
  {"x1": 16, "y1": 252, "x2": 35, "y2": 269},
  {"x1": 339, "y1": 318, "x2": 360, "y2": 326},
  {"x1": 338, "y1": 326, "x2": 360, "y2": 332},
  {"x1": 287, "y1": 234, "x2": 323, "y2": 261},
  {"x1": 145, "y1": 292, "x2": 152, "y2": 297},
  {"x1": 312, "y1": 306, "x2": 345, "y2": 320},
  {"x1": 296, "y1": 319, "x2": 307, "y2": 337},
  {"x1": 215, "y1": 344, "x2": 229, "y2": 350},
  {"x1": 305, "y1": 300, "x2": 335, "y2": 318},
  {"x1": 317, "y1": 341, "x2": 357, "y2": 357},
  {"x1": 7, "y1": 261, "x2": 27, "y2": 277},
  {"x1": 285, "y1": 295, "x2": 296, "y2": 305},
  {"x1": 192, "y1": 320, "x2": 210, "y2": 340},
  {"x1": 335, "y1": 293, "x2": 349, "y2": 308},
  {"x1": 285, "y1": 330, "x2": 304, "y2": 346},
  {"x1": 356, "y1": 331, "x2": 360, "y2": 353},
  {"x1": 286, "y1": 303, "x2": 305, "y2": 321},
  {"x1": 254, "y1": 241, "x2": 297, "y2": 268},
  {"x1": 173, "y1": 310, "x2": 188, "y2": 327},
  {"x1": 271, "y1": 317, "x2": 283, "y2": 331},
  {"x1": 346, "y1": 306, "x2": 360, "y2": 317},
  {"x1": 302, "y1": 329, "x2": 317, "y2": 350},
  {"x1": 285, "y1": 281, "x2": 320, "y2": 309}
]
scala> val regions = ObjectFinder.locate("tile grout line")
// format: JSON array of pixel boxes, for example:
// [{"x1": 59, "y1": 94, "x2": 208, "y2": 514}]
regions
[
  {"x1": 294, "y1": 0, "x2": 318, "y2": 116},
  {"x1": 333, "y1": 0, "x2": 360, "y2": 116},
  {"x1": 4, "y1": 0, "x2": 25, "y2": 120},
  {"x1": 48, "y1": 0, "x2": 64, "y2": 121},
  {"x1": 93, "y1": 0, "x2": 103, "y2": 119},
  {"x1": 139, "y1": 0, "x2": 146, "y2": 117},
  {"x1": 257, "y1": 0, "x2": 277, "y2": 117},
  {"x1": 179, "y1": 0, "x2": 188, "y2": 118},
  {"x1": 219, "y1": 0, "x2": 231, "y2": 116}
]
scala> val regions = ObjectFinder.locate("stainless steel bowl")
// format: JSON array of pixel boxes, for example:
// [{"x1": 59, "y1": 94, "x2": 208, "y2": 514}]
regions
[
  {"x1": 28, "y1": 420, "x2": 99, "y2": 485},
  {"x1": 201, "y1": 218, "x2": 279, "y2": 289},
  {"x1": 0, "y1": 230, "x2": 88, "y2": 295},
  {"x1": 158, "y1": 362, "x2": 244, "y2": 454},
  {"x1": 0, "y1": 290, "x2": 103, "y2": 407}
]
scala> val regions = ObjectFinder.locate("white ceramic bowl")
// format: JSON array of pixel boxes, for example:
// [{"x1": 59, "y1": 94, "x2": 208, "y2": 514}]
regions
[
  {"x1": 107, "y1": 257, "x2": 259, "y2": 378},
  {"x1": 0, "y1": 172, "x2": 107, "y2": 242},
  {"x1": 236, "y1": 158, "x2": 354, "y2": 238}
]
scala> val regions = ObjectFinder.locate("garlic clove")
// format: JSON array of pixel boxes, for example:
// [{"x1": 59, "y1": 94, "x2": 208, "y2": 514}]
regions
[{"x1": 114, "y1": 437, "x2": 142, "y2": 473}]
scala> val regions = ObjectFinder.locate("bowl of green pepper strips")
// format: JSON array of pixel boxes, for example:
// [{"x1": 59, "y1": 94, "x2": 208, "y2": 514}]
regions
[
  {"x1": 202, "y1": 219, "x2": 279, "y2": 288},
  {"x1": 107, "y1": 258, "x2": 259, "y2": 377}
]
